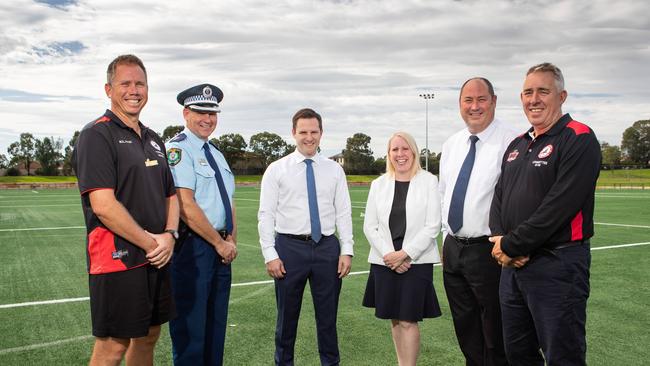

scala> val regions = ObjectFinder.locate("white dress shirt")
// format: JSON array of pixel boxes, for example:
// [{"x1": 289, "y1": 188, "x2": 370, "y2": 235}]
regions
[
  {"x1": 258, "y1": 150, "x2": 354, "y2": 263},
  {"x1": 439, "y1": 118, "x2": 519, "y2": 238},
  {"x1": 364, "y1": 170, "x2": 441, "y2": 265}
]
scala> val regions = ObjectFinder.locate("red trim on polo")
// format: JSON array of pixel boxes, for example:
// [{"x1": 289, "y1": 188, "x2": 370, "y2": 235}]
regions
[
  {"x1": 567, "y1": 121, "x2": 590, "y2": 135},
  {"x1": 88, "y1": 227, "x2": 127, "y2": 274},
  {"x1": 94, "y1": 116, "x2": 110, "y2": 124},
  {"x1": 570, "y1": 211, "x2": 584, "y2": 241}
]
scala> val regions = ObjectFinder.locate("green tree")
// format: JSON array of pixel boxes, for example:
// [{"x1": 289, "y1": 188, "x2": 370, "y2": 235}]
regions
[
  {"x1": 601, "y1": 142, "x2": 622, "y2": 167},
  {"x1": 0, "y1": 153, "x2": 8, "y2": 170},
  {"x1": 7, "y1": 133, "x2": 37, "y2": 175},
  {"x1": 249, "y1": 132, "x2": 289, "y2": 168},
  {"x1": 372, "y1": 156, "x2": 387, "y2": 174},
  {"x1": 211, "y1": 133, "x2": 248, "y2": 166},
  {"x1": 62, "y1": 131, "x2": 80, "y2": 176},
  {"x1": 343, "y1": 133, "x2": 374, "y2": 174},
  {"x1": 35, "y1": 136, "x2": 64, "y2": 175},
  {"x1": 621, "y1": 120, "x2": 650, "y2": 165},
  {"x1": 161, "y1": 125, "x2": 184, "y2": 142}
]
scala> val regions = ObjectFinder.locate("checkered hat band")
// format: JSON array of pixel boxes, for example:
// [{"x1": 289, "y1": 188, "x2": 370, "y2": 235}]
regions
[{"x1": 183, "y1": 95, "x2": 220, "y2": 106}]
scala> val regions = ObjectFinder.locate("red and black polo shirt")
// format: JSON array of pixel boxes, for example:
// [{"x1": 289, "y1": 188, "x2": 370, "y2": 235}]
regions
[
  {"x1": 489, "y1": 113, "x2": 602, "y2": 257},
  {"x1": 72, "y1": 109, "x2": 176, "y2": 274}
]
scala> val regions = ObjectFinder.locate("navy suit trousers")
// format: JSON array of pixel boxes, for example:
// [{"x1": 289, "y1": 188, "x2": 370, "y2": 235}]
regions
[{"x1": 274, "y1": 234, "x2": 342, "y2": 366}]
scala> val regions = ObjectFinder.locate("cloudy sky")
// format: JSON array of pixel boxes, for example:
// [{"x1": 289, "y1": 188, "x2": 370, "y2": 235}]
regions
[{"x1": 1, "y1": 0, "x2": 648, "y2": 159}]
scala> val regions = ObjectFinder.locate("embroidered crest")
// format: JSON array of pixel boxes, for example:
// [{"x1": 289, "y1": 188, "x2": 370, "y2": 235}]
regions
[
  {"x1": 538, "y1": 144, "x2": 553, "y2": 159},
  {"x1": 167, "y1": 148, "x2": 182, "y2": 166},
  {"x1": 506, "y1": 149, "x2": 519, "y2": 162},
  {"x1": 150, "y1": 140, "x2": 161, "y2": 151}
]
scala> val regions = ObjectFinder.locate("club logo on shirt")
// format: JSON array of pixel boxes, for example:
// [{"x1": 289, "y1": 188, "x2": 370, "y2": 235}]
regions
[
  {"x1": 167, "y1": 148, "x2": 182, "y2": 166},
  {"x1": 118, "y1": 139, "x2": 132, "y2": 144},
  {"x1": 112, "y1": 249, "x2": 128, "y2": 259},
  {"x1": 538, "y1": 144, "x2": 553, "y2": 159},
  {"x1": 506, "y1": 149, "x2": 519, "y2": 162},
  {"x1": 150, "y1": 140, "x2": 161, "y2": 151}
]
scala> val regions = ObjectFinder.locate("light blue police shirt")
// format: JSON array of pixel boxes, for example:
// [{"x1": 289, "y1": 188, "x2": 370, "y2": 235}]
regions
[{"x1": 167, "y1": 128, "x2": 235, "y2": 230}]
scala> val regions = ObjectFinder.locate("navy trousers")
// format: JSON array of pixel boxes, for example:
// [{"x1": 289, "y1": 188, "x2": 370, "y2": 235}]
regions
[
  {"x1": 443, "y1": 235, "x2": 508, "y2": 366},
  {"x1": 169, "y1": 233, "x2": 232, "y2": 366},
  {"x1": 274, "y1": 234, "x2": 342, "y2": 366},
  {"x1": 500, "y1": 243, "x2": 591, "y2": 366}
]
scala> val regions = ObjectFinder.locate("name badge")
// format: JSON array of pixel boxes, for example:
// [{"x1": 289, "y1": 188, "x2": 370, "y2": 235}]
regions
[
  {"x1": 145, "y1": 159, "x2": 159, "y2": 167},
  {"x1": 198, "y1": 158, "x2": 209, "y2": 166}
]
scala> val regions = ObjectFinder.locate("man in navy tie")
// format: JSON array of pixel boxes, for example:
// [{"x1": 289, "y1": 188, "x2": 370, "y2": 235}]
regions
[
  {"x1": 439, "y1": 78, "x2": 518, "y2": 366},
  {"x1": 166, "y1": 83, "x2": 237, "y2": 365},
  {"x1": 258, "y1": 108, "x2": 354, "y2": 366}
]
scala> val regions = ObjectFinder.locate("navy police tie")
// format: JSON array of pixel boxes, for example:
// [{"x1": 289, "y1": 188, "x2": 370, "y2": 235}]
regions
[
  {"x1": 202, "y1": 143, "x2": 234, "y2": 235},
  {"x1": 304, "y1": 159, "x2": 322, "y2": 243},
  {"x1": 448, "y1": 135, "x2": 479, "y2": 234}
]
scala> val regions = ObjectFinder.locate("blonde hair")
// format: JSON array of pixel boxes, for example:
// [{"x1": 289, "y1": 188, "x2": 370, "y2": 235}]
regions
[{"x1": 385, "y1": 131, "x2": 422, "y2": 178}]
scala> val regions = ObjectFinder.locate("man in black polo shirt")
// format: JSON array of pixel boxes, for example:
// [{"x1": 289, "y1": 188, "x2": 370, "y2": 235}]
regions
[
  {"x1": 489, "y1": 63, "x2": 601, "y2": 366},
  {"x1": 72, "y1": 54, "x2": 179, "y2": 365}
]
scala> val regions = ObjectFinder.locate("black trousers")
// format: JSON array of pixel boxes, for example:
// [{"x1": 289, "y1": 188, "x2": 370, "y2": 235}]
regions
[
  {"x1": 443, "y1": 235, "x2": 508, "y2": 366},
  {"x1": 273, "y1": 234, "x2": 342, "y2": 366},
  {"x1": 500, "y1": 243, "x2": 590, "y2": 366}
]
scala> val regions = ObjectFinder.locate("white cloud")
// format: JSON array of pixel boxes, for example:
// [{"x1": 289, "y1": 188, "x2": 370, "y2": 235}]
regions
[{"x1": 0, "y1": 0, "x2": 648, "y2": 159}]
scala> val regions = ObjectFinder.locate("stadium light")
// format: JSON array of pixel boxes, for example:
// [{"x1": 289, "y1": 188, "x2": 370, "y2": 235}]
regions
[{"x1": 419, "y1": 93, "x2": 435, "y2": 172}]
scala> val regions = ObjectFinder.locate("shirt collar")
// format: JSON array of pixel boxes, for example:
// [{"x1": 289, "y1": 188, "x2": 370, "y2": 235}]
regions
[
  {"x1": 181, "y1": 127, "x2": 209, "y2": 150},
  {"x1": 461, "y1": 119, "x2": 499, "y2": 143},
  {"x1": 524, "y1": 113, "x2": 572, "y2": 140},
  {"x1": 105, "y1": 109, "x2": 147, "y2": 134},
  {"x1": 290, "y1": 149, "x2": 321, "y2": 165}
]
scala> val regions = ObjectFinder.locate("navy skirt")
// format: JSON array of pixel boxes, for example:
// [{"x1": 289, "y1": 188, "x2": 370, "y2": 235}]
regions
[{"x1": 362, "y1": 263, "x2": 442, "y2": 321}]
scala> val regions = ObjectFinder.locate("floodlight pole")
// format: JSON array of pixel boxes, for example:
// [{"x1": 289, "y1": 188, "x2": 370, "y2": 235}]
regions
[{"x1": 419, "y1": 93, "x2": 435, "y2": 172}]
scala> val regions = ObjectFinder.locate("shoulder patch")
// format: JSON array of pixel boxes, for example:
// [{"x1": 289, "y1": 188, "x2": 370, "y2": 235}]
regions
[
  {"x1": 169, "y1": 133, "x2": 187, "y2": 143},
  {"x1": 167, "y1": 148, "x2": 182, "y2": 166},
  {"x1": 94, "y1": 116, "x2": 110, "y2": 125},
  {"x1": 567, "y1": 121, "x2": 590, "y2": 135}
]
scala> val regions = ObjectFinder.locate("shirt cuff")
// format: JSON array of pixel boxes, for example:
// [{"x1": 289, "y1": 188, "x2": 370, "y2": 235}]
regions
[
  {"x1": 340, "y1": 242, "x2": 354, "y2": 257},
  {"x1": 262, "y1": 246, "x2": 279, "y2": 263}
]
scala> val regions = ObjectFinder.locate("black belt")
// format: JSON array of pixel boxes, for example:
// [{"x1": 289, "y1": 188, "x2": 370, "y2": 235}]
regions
[
  {"x1": 451, "y1": 235, "x2": 490, "y2": 245},
  {"x1": 281, "y1": 233, "x2": 327, "y2": 242}
]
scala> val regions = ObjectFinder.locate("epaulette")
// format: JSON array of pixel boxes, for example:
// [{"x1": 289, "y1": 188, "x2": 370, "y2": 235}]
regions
[
  {"x1": 209, "y1": 140, "x2": 221, "y2": 151},
  {"x1": 170, "y1": 133, "x2": 187, "y2": 143}
]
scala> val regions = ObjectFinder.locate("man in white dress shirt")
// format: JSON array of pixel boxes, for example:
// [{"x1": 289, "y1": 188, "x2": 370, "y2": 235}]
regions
[
  {"x1": 257, "y1": 108, "x2": 354, "y2": 366},
  {"x1": 439, "y1": 78, "x2": 519, "y2": 366}
]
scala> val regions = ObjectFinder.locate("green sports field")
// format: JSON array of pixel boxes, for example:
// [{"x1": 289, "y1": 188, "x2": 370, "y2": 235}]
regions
[{"x1": 0, "y1": 187, "x2": 648, "y2": 365}]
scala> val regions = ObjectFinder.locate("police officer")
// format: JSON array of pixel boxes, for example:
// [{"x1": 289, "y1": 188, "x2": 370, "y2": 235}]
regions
[{"x1": 166, "y1": 83, "x2": 237, "y2": 365}]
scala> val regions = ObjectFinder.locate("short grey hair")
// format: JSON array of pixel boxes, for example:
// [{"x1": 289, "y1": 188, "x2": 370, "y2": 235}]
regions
[{"x1": 527, "y1": 62, "x2": 564, "y2": 92}]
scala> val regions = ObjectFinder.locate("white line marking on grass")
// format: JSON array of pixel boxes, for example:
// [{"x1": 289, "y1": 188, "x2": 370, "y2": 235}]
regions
[
  {"x1": 0, "y1": 226, "x2": 85, "y2": 232},
  {"x1": 595, "y1": 222, "x2": 650, "y2": 229},
  {"x1": 591, "y1": 242, "x2": 650, "y2": 250},
  {"x1": 0, "y1": 335, "x2": 94, "y2": 355},
  {"x1": 0, "y1": 296, "x2": 90, "y2": 309},
  {"x1": 1, "y1": 242, "x2": 648, "y2": 311},
  {"x1": 31, "y1": 190, "x2": 39, "y2": 194},
  {"x1": 0, "y1": 204, "x2": 80, "y2": 208},
  {"x1": 596, "y1": 194, "x2": 650, "y2": 199}
]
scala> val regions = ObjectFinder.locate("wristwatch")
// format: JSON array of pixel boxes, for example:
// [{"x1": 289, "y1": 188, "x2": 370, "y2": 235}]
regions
[{"x1": 164, "y1": 229, "x2": 179, "y2": 240}]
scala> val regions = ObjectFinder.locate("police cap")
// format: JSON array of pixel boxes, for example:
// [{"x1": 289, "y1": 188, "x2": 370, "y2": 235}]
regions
[{"x1": 176, "y1": 83, "x2": 224, "y2": 113}]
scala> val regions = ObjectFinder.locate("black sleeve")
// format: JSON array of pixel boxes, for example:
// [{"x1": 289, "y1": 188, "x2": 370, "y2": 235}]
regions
[
  {"x1": 489, "y1": 153, "x2": 507, "y2": 236},
  {"x1": 74, "y1": 127, "x2": 116, "y2": 194},
  {"x1": 501, "y1": 131, "x2": 601, "y2": 257}
]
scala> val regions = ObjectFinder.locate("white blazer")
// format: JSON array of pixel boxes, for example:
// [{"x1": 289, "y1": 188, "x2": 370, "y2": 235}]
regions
[{"x1": 363, "y1": 170, "x2": 442, "y2": 265}]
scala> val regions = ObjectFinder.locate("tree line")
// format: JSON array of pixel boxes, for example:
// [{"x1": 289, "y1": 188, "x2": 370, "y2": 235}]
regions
[{"x1": 2, "y1": 120, "x2": 648, "y2": 176}]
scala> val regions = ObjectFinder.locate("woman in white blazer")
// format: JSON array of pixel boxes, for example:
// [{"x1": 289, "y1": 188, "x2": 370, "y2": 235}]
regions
[{"x1": 362, "y1": 131, "x2": 442, "y2": 366}]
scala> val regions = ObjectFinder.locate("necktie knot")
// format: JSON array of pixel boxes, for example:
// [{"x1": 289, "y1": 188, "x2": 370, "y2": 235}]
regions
[
  {"x1": 203, "y1": 143, "x2": 210, "y2": 151},
  {"x1": 304, "y1": 158, "x2": 313, "y2": 166},
  {"x1": 469, "y1": 135, "x2": 479, "y2": 144}
]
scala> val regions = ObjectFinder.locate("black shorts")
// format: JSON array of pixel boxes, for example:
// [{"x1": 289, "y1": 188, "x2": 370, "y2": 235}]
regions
[{"x1": 89, "y1": 264, "x2": 175, "y2": 338}]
